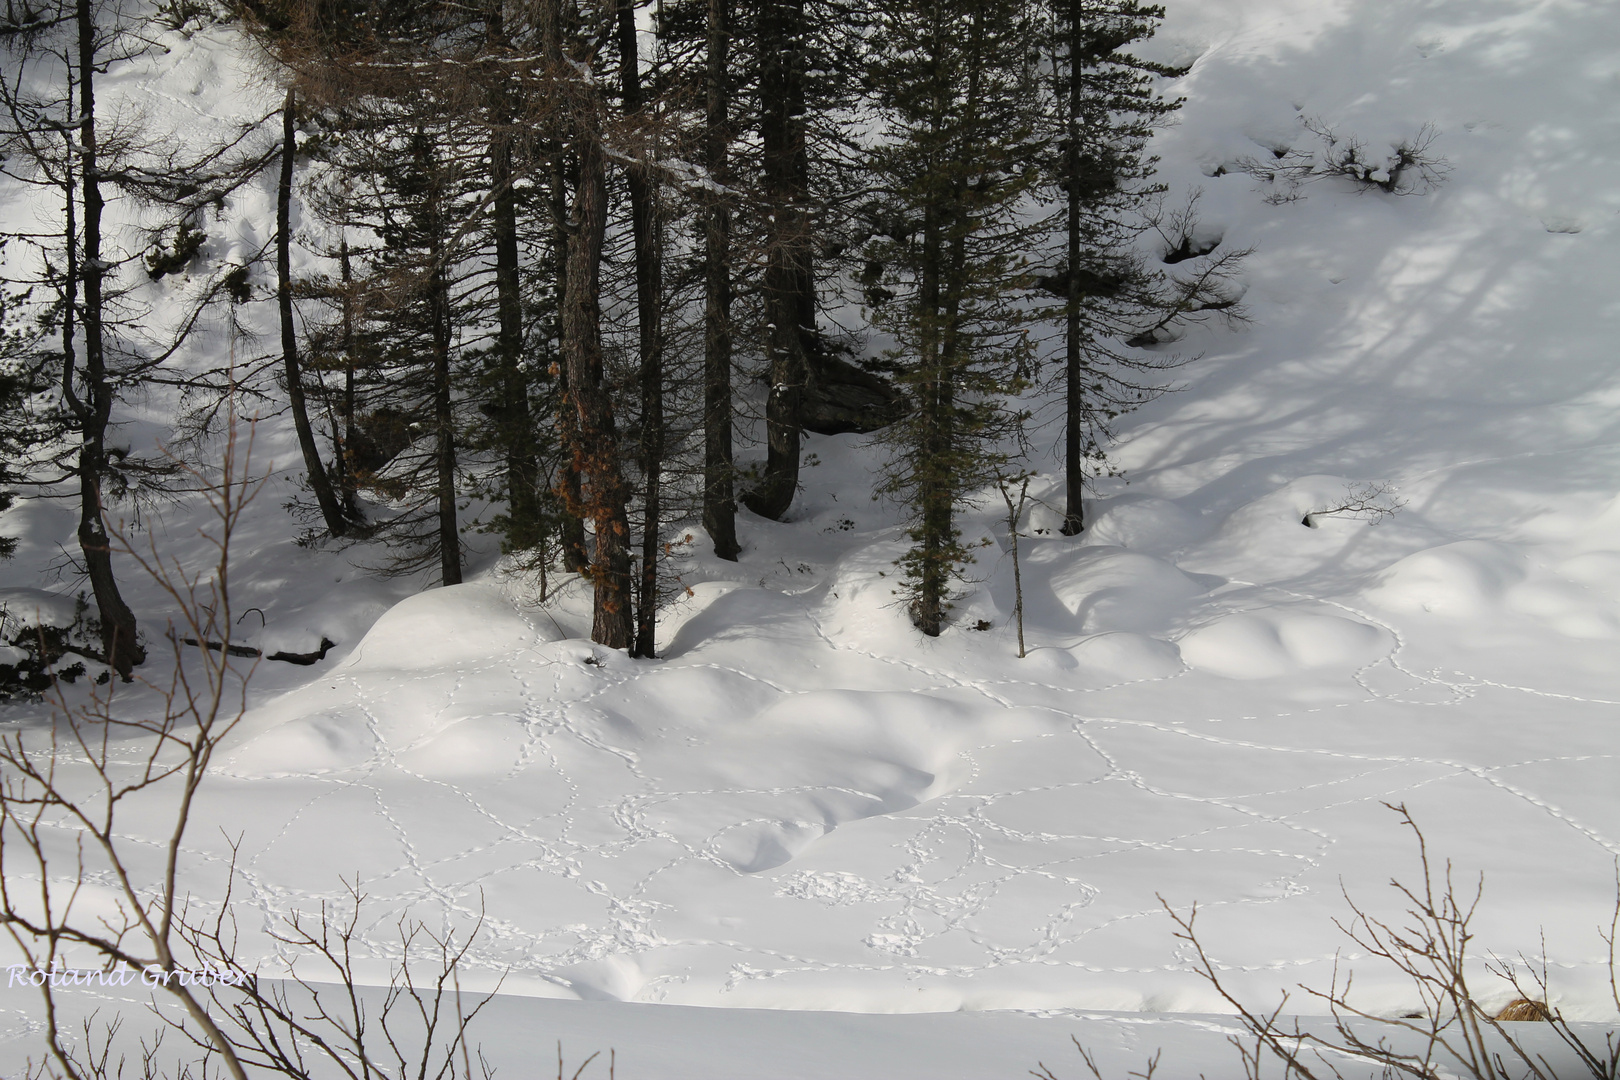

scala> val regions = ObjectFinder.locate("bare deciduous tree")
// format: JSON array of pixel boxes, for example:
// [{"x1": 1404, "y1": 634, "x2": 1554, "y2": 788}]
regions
[
  {"x1": 0, "y1": 416, "x2": 498, "y2": 1080},
  {"x1": 1160, "y1": 803, "x2": 1620, "y2": 1080}
]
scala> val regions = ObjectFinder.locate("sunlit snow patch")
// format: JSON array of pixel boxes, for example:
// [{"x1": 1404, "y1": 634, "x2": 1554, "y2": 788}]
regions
[{"x1": 1179, "y1": 611, "x2": 1391, "y2": 679}]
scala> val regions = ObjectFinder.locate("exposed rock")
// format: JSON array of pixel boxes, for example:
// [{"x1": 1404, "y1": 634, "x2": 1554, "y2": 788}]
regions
[{"x1": 802, "y1": 344, "x2": 908, "y2": 436}]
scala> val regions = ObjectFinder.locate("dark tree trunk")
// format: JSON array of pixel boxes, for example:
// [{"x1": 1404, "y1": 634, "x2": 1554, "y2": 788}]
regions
[
  {"x1": 914, "y1": 197, "x2": 949, "y2": 638},
  {"x1": 618, "y1": 0, "x2": 664, "y2": 657},
  {"x1": 1061, "y1": 0, "x2": 1085, "y2": 536},
  {"x1": 701, "y1": 0, "x2": 740, "y2": 560},
  {"x1": 488, "y1": 4, "x2": 541, "y2": 553},
  {"x1": 430, "y1": 248, "x2": 461, "y2": 587},
  {"x1": 745, "y1": 0, "x2": 812, "y2": 522},
  {"x1": 337, "y1": 237, "x2": 360, "y2": 516},
  {"x1": 280, "y1": 89, "x2": 349, "y2": 539},
  {"x1": 541, "y1": 0, "x2": 588, "y2": 574},
  {"x1": 564, "y1": 125, "x2": 634, "y2": 649},
  {"x1": 551, "y1": 146, "x2": 590, "y2": 573},
  {"x1": 74, "y1": 0, "x2": 142, "y2": 677}
]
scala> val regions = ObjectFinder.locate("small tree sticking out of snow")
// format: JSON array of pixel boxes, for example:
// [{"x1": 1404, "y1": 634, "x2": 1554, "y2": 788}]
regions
[
  {"x1": 1242, "y1": 118, "x2": 1449, "y2": 203},
  {"x1": 1303, "y1": 480, "x2": 1406, "y2": 528},
  {"x1": 1150, "y1": 189, "x2": 1225, "y2": 265},
  {"x1": 997, "y1": 474, "x2": 1032, "y2": 659}
]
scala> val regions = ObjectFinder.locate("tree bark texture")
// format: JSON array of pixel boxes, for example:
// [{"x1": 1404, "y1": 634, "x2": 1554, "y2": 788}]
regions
[
  {"x1": 487, "y1": 7, "x2": 542, "y2": 554},
  {"x1": 701, "y1": 0, "x2": 740, "y2": 560},
  {"x1": 430, "y1": 239, "x2": 461, "y2": 587},
  {"x1": 551, "y1": 146, "x2": 590, "y2": 573},
  {"x1": 1061, "y1": 0, "x2": 1085, "y2": 536},
  {"x1": 746, "y1": 0, "x2": 813, "y2": 522},
  {"x1": 563, "y1": 122, "x2": 634, "y2": 649},
  {"x1": 618, "y1": 0, "x2": 665, "y2": 657},
  {"x1": 914, "y1": 194, "x2": 950, "y2": 638},
  {"x1": 337, "y1": 238, "x2": 360, "y2": 516}
]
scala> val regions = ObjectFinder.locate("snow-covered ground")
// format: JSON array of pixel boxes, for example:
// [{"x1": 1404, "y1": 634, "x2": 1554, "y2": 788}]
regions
[{"x1": 3, "y1": 0, "x2": 1619, "y2": 1074}]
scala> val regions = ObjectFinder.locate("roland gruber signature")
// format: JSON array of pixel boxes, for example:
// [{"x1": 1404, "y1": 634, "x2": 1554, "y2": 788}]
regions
[{"x1": 7, "y1": 962, "x2": 248, "y2": 989}]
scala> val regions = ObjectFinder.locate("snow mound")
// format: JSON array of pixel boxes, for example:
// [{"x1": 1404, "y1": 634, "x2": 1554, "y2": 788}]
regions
[
  {"x1": 1048, "y1": 547, "x2": 1210, "y2": 633},
  {"x1": 392, "y1": 715, "x2": 531, "y2": 778},
  {"x1": 340, "y1": 584, "x2": 551, "y2": 670},
  {"x1": 224, "y1": 707, "x2": 379, "y2": 776},
  {"x1": 1555, "y1": 550, "x2": 1620, "y2": 601},
  {"x1": 817, "y1": 539, "x2": 920, "y2": 646},
  {"x1": 1179, "y1": 611, "x2": 1390, "y2": 679},
  {"x1": 1183, "y1": 476, "x2": 1378, "y2": 584},
  {"x1": 1082, "y1": 497, "x2": 1209, "y2": 555},
  {"x1": 0, "y1": 588, "x2": 79, "y2": 629},
  {"x1": 555, "y1": 954, "x2": 648, "y2": 1002},
  {"x1": 1365, "y1": 541, "x2": 1526, "y2": 618},
  {"x1": 1068, "y1": 632, "x2": 1185, "y2": 682}
]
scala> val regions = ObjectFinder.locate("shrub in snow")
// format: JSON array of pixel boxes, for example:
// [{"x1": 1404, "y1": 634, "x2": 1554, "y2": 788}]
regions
[
  {"x1": 143, "y1": 222, "x2": 208, "y2": 280},
  {"x1": 0, "y1": 591, "x2": 106, "y2": 699},
  {"x1": 1161, "y1": 804, "x2": 1620, "y2": 1080},
  {"x1": 1242, "y1": 117, "x2": 1449, "y2": 203},
  {"x1": 0, "y1": 427, "x2": 498, "y2": 1078},
  {"x1": 1301, "y1": 480, "x2": 1406, "y2": 528}
]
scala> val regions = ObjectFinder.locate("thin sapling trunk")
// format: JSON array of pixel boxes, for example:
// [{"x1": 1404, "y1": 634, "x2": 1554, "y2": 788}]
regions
[{"x1": 280, "y1": 88, "x2": 350, "y2": 539}]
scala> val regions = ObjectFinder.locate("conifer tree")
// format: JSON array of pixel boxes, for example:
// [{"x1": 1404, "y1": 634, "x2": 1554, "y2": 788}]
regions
[
  {"x1": 545, "y1": 0, "x2": 637, "y2": 648},
  {"x1": 303, "y1": 89, "x2": 483, "y2": 585},
  {"x1": 613, "y1": 0, "x2": 670, "y2": 654},
  {"x1": 742, "y1": 0, "x2": 811, "y2": 523},
  {"x1": 864, "y1": 0, "x2": 1046, "y2": 637},
  {"x1": 699, "y1": 0, "x2": 740, "y2": 560},
  {"x1": 1048, "y1": 0, "x2": 1183, "y2": 535}
]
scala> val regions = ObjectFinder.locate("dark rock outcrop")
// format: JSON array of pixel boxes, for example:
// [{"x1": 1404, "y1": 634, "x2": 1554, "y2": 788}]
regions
[{"x1": 801, "y1": 343, "x2": 908, "y2": 436}]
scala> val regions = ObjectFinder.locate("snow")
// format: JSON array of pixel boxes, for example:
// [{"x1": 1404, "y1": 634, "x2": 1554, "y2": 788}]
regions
[
  {"x1": 3, "y1": 0, "x2": 1620, "y2": 1073},
  {"x1": 0, "y1": 983, "x2": 1611, "y2": 1079},
  {"x1": 0, "y1": 588, "x2": 78, "y2": 630}
]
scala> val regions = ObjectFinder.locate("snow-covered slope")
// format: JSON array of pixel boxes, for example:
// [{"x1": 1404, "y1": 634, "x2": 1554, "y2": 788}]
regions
[{"x1": 3, "y1": 0, "x2": 1619, "y2": 1072}]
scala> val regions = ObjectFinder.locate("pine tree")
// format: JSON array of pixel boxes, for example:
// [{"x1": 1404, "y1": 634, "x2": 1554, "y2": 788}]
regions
[
  {"x1": 740, "y1": 0, "x2": 811, "y2": 522},
  {"x1": 545, "y1": 0, "x2": 637, "y2": 648},
  {"x1": 864, "y1": 0, "x2": 1046, "y2": 637},
  {"x1": 1048, "y1": 0, "x2": 1183, "y2": 535},
  {"x1": 304, "y1": 91, "x2": 483, "y2": 584},
  {"x1": 698, "y1": 0, "x2": 740, "y2": 560},
  {"x1": 613, "y1": 0, "x2": 671, "y2": 654},
  {"x1": 265, "y1": 0, "x2": 549, "y2": 586}
]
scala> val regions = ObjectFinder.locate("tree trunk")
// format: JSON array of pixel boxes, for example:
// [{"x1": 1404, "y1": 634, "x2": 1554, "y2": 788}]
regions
[
  {"x1": 337, "y1": 237, "x2": 360, "y2": 517},
  {"x1": 551, "y1": 147, "x2": 590, "y2": 573},
  {"x1": 415, "y1": 125, "x2": 461, "y2": 589},
  {"x1": 541, "y1": 0, "x2": 589, "y2": 574},
  {"x1": 1061, "y1": 0, "x2": 1085, "y2": 536},
  {"x1": 563, "y1": 123, "x2": 634, "y2": 649},
  {"x1": 431, "y1": 248, "x2": 461, "y2": 587},
  {"x1": 280, "y1": 89, "x2": 349, "y2": 539},
  {"x1": 488, "y1": 4, "x2": 541, "y2": 553},
  {"x1": 914, "y1": 193, "x2": 948, "y2": 638},
  {"x1": 618, "y1": 0, "x2": 664, "y2": 657},
  {"x1": 914, "y1": 11, "x2": 977, "y2": 638},
  {"x1": 701, "y1": 0, "x2": 740, "y2": 560},
  {"x1": 75, "y1": 0, "x2": 143, "y2": 677},
  {"x1": 745, "y1": 0, "x2": 812, "y2": 522}
]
